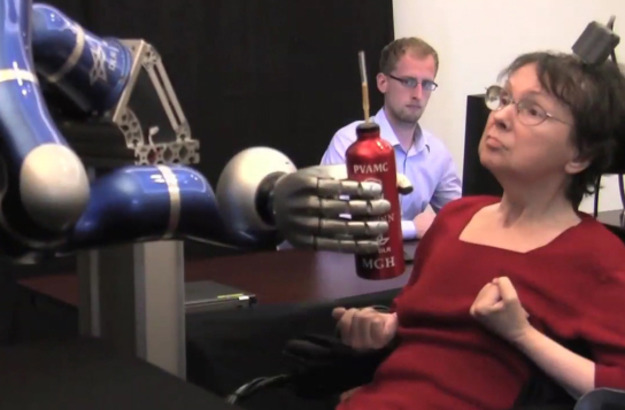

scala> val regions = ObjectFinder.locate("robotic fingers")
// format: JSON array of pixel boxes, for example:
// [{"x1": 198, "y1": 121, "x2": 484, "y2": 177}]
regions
[{"x1": 271, "y1": 164, "x2": 390, "y2": 253}]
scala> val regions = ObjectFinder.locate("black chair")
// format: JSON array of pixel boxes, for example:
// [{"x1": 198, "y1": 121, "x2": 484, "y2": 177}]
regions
[
  {"x1": 191, "y1": 300, "x2": 625, "y2": 410},
  {"x1": 574, "y1": 388, "x2": 625, "y2": 410},
  {"x1": 274, "y1": 321, "x2": 577, "y2": 409},
  {"x1": 185, "y1": 289, "x2": 402, "y2": 410},
  {"x1": 275, "y1": 331, "x2": 625, "y2": 410}
]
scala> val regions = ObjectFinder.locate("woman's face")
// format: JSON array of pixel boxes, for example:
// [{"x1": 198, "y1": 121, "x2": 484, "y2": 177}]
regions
[{"x1": 478, "y1": 63, "x2": 583, "y2": 186}]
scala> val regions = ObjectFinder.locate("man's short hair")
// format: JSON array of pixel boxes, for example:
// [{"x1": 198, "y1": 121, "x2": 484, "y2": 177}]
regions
[{"x1": 379, "y1": 37, "x2": 439, "y2": 75}]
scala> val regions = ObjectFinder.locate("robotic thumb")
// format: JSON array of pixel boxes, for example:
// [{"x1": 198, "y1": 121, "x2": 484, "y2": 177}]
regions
[{"x1": 310, "y1": 165, "x2": 413, "y2": 195}]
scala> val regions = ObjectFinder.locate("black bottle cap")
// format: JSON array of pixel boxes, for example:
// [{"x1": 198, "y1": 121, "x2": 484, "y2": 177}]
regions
[{"x1": 356, "y1": 121, "x2": 380, "y2": 132}]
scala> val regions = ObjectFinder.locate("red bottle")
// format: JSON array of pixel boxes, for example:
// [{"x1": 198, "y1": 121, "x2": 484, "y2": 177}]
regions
[{"x1": 346, "y1": 121, "x2": 405, "y2": 280}]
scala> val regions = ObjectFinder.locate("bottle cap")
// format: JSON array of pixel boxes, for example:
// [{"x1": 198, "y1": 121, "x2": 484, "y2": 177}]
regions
[{"x1": 356, "y1": 121, "x2": 380, "y2": 132}]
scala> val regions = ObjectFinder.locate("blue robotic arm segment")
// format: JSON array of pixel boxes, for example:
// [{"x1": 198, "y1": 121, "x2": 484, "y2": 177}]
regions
[
  {"x1": 170, "y1": 166, "x2": 251, "y2": 247},
  {"x1": 0, "y1": 0, "x2": 89, "y2": 238},
  {"x1": 68, "y1": 166, "x2": 172, "y2": 248},
  {"x1": 29, "y1": 1, "x2": 200, "y2": 168},
  {"x1": 67, "y1": 165, "x2": 244, "y2": 251},
  {"x1": 31, "y1": 3, "x2": 132, "y2": 114},
  {"x1": 1, "y1": 0, "x2": 62, "y2": 155}
]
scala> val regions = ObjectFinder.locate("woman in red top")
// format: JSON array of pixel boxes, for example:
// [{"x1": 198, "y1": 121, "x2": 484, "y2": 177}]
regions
[{"x1": 333, "y1": 51, "x2": 625, "y2": 409}]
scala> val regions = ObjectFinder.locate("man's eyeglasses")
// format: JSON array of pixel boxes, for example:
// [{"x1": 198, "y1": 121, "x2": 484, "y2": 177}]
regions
[
  {"x1": 387, "y1": 74, "x2": 438, "y2": 92},
  {"x1": 484, "y1": 85, "x2": 572, "y2": 126}
]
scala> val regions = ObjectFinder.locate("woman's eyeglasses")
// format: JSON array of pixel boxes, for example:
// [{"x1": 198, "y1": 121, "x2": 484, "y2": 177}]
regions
[{"x1": 484, "y1": 85, "x2": 571, "y2": 126}]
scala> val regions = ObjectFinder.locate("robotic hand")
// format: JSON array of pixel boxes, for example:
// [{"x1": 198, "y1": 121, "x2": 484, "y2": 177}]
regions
[
  {"x1": 271, "y1": 164, "x2": 412, "y2": 253},
  {"x1": 273, "y1": 164, "x2": 389, "y2": 253},
  {"x1": 217, "y1": 151, "x2": 401, "y2": 254},
  {"x1": 0, "y1": 0, "x2": 394, "y2": 261}
]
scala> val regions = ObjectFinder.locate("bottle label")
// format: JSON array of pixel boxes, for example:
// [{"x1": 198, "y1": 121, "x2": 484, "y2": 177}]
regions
[
  {"x1": 361, "y1": 255, "x2": 397, "y2": 270},
  {"x1": 360, "y1": 230, "x2": 395, "y2": 268},
  {"x1": 345, "y1": 138, "x2": 405, "y2": 280},
  {"x1": 352, "y1": 162, "x2": 390, "y2": 174}
]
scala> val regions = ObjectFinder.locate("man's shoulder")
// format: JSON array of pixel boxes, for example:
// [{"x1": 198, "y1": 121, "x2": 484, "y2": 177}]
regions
[
  {"x1": 321, "y1": 119, "x2": 364, "y2": 165},
  {"x1": 421, "y1": 128, "x2": 452, "y2": 155},
  {"x1": 334, "y1": 109, "x2": 386, "y2": 141},
  {"x1": 332, "y1": 119, "x2": 363, "y2": 141}
]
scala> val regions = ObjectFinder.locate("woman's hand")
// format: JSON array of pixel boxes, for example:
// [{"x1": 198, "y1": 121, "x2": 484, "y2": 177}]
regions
[
  {"x1": 470, "y1": 276, "x2": 531, "y2": 343},
  {"x1": 332, "y1": 306, "x2": 398, "y2": 350},
  {"x1": 339, "y1": 386, "x2": 362, "y2": 403},
  {"x1": 471, "y1": 276, "x2": 596, "y2": 398}
]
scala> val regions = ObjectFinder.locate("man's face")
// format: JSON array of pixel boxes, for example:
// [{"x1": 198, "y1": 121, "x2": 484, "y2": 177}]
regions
[{"x1": 377, "y1": 53, "x2": 437, "y2": 125}]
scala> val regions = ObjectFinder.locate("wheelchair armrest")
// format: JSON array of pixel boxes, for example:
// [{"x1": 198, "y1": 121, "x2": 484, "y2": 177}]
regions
[
  {"x1": 186, "y1": 289, "x2": 401, "y2": 397},
  {"x1": 574, "y1": 388, "x2": 625, "y2": 410},
  {"x1": 282, "y1": 333, "x2": 397, "y2": 398}
]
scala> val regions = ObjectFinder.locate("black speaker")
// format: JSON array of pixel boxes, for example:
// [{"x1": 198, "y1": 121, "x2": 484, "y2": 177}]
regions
[
  {"x1": 462, "y1": 94, "x2": 503, "y2": 197},
  {"x1": 605, "y1": 138, "x2": 625, "y2": 174}
]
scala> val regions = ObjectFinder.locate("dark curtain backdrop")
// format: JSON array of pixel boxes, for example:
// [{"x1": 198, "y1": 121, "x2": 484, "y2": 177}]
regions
[
  {"x1": 46, "y1": 0, "x2": 394, "y2": 177},
  {"x1": 11, "y1": 0, "x2": 393, "y2": 266},
  {"x1": 1, "y1": 1, "x2": 393, "y2": 341},
  {"x1": 44, "y1": 0, "x2": 393, "y2": 259}
]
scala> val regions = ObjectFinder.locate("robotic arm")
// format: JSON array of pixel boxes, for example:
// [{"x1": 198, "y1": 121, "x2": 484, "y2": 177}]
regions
[
  {"x1": 0, "y1": 0, "x2": 392, "y2": 261},
  {"x1": 0, "y1": 0, "x2": 89, "y2": 257},
  {"x1": 216, "y1": 149, "x2": 390, "y2": 253}
]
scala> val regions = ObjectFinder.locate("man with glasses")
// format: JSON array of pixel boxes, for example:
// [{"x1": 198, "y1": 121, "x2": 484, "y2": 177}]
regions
[{"x1": 320, "y1": 37, "x2": 461, "y2": 240}]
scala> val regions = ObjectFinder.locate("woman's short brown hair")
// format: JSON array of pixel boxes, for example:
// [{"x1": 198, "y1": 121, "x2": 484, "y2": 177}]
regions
[{"x1": 501, "y1": 52, "x2": 625, "y2": 206}]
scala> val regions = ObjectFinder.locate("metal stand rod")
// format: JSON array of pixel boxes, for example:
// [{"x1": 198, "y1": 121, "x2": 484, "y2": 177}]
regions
[{"x1": 77, "y1": 240, "x2": 186, "y2": 378}]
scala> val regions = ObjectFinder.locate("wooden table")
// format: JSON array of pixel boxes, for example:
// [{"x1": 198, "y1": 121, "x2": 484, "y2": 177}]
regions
[{"x1": 18, "y1": 248, "x2": 412, "y2": 306}]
